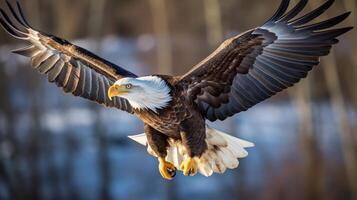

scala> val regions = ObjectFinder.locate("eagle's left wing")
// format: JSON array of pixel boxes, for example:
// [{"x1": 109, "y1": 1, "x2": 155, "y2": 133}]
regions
[
  {"x1": 178, "y1": 0, "x2": 352, "y2": 121},
  {"x1": 0, "y1": 1, "x2": 137, "y2": 113}
]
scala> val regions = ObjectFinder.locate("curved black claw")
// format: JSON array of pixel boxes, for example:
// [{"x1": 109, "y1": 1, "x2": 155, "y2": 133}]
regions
[
  {"x1": 188, "y1": 169, "x2": 193, "y2": 176},
  {"x1": 167, "y1": 167, "x2": 176, "y2": 178},
  {"x1": 158, "y1": 158, "x2": 177, "y2": 180}
]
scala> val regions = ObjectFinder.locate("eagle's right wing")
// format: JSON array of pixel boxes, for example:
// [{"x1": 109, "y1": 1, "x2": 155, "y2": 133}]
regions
[{"x1": 0, "y1": 1, "x2": 136, "y2": 113}]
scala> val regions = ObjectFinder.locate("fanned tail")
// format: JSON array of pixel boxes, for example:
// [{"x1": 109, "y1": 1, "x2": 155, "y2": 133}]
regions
[{"x1": 128, "y1": 126, "x2": 254, "y2": 177}]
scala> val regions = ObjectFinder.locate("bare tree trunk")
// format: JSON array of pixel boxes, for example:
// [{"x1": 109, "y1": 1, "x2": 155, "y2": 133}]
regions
[
  {"x1": 291, "y1": 79, "x2": 323, "y2": 200},
  {"x1": 342, "y1": 0, "x2": 357, "y2": 106},
  {"x1": 27, "y1": 79, "x2": 43, "y2": 200},
  {"x1": 24, "y1": 0, "x2": 41, "y2": 28},
  {"x1": 0, "y1": 65, "x2": 25, "y2": 200},
  {"x1": 322, "y1": 51, "x2": 357, "y2": 200},
  {"x1": 53, "y1": 0, "x2": 85, "y2": 38},
  {"x1": 27, "y1": 134, "x2": 41, "y2": 200},
  {"x1": 88, "y1": 0, "x2": 106, "y2": 39},
  {"x1": 44, "y1": 130, "x2": 62, "y2": 200},
  {"x1": 0, "y1": 160, "x2": 11, "y2": 199},
  {"x1": 149, "y1": 0, "x2": 173, "y2": 75},
  {"x1": 309, "y1": 1, "x2": 357, "y2": 199},
  {"x1": 44, "y1": 76, "x2": 76, "y2": 200},
  {"x1": 203, "y1": 0, "x2": 223, "y2": 48},
  {"x1": 94, "y1": 116, "x2": 112, "y2": 200},
  {"x1": 64, "y1": 132, "x2": 80, "y2": 200}
]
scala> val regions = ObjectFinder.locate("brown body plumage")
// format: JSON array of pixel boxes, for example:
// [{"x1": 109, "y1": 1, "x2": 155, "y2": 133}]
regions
[
  {"x1": 135, "y1": 75, "x2": 207, "y2": 158},
  {"x1": 0, "y1": 0, "x2": 352, "y2": 179}
]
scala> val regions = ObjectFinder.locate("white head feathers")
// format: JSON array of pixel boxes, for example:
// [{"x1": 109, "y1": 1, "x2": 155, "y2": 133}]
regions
[{"x1": 113, "y1": 76, "x2": 172, "y2": 112}]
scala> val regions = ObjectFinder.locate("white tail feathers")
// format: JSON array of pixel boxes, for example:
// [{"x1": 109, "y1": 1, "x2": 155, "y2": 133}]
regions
[
  {"x1": 128, "y1": 134, "x2": 147, "y2": 146},
  {"x1": 128, "y1": 126, "x2": 254, "y2": 177}
]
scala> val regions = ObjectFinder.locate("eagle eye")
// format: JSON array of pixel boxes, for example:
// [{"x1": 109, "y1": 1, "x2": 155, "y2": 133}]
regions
[{"x1": 125, "y1": 84, "x2": 133, "y2": 89}]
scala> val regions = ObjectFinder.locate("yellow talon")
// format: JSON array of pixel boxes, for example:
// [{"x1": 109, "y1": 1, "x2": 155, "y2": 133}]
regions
[
  {"x1": 158, "y1": 157, "x2": 176, "y2": 180},
  {"x1": 180, "y1": 157, "x2": 198, "y2": 176}
]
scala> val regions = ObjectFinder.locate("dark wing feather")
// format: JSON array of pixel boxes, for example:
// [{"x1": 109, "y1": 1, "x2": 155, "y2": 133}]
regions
[
  {"x1": 0, "y1": 1, "x2": 136, "y2": 113},
  {"x1": 178, "y1": 0, "x2": 352, "y2": 121}
]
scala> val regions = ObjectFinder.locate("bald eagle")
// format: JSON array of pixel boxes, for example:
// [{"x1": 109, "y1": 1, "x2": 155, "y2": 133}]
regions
[{"x1": 0, "y1": 0, "x2": 352, "y2": 180}]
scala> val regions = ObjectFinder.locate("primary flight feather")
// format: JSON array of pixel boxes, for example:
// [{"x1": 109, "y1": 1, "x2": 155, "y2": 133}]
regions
[{"x1": 0, "y1": 0, "x2": 352, "y2": 179}]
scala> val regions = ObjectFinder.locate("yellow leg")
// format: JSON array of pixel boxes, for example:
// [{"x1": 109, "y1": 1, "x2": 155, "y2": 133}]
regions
[
  {"x1": 180, "y1": 157, "x2": 198, "y2": 176},
  {"x1": 158, "y1": 157, "x2": 176, "y2": 180}
]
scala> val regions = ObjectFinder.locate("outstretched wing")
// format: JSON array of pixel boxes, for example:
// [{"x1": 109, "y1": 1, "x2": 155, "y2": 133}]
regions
[
  {"x1": 0, "y1": 1, "x2": 137, "y2": 113},
  {"x1": 178, "y1": 0, "x2": 352, "y2": 121}
]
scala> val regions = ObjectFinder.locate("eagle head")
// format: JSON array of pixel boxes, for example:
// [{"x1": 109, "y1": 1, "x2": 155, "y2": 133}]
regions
[{"x1": 108, "y1": 76, "x2": 172, "y2": 112}]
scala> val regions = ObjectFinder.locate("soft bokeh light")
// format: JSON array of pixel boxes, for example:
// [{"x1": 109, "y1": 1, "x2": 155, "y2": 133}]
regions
[{"x1": 0, "y1": 0, "x2": 356, "y2": 200}]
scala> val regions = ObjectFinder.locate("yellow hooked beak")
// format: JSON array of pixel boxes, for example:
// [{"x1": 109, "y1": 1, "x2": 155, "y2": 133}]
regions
[{"x1": 108, "y1": 85, "x2": 128, "y2": 100}]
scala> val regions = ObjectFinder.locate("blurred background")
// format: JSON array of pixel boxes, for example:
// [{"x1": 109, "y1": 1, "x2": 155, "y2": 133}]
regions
[{"x1": 0, "y1": 0, "x2": 356, "y2": 199}]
